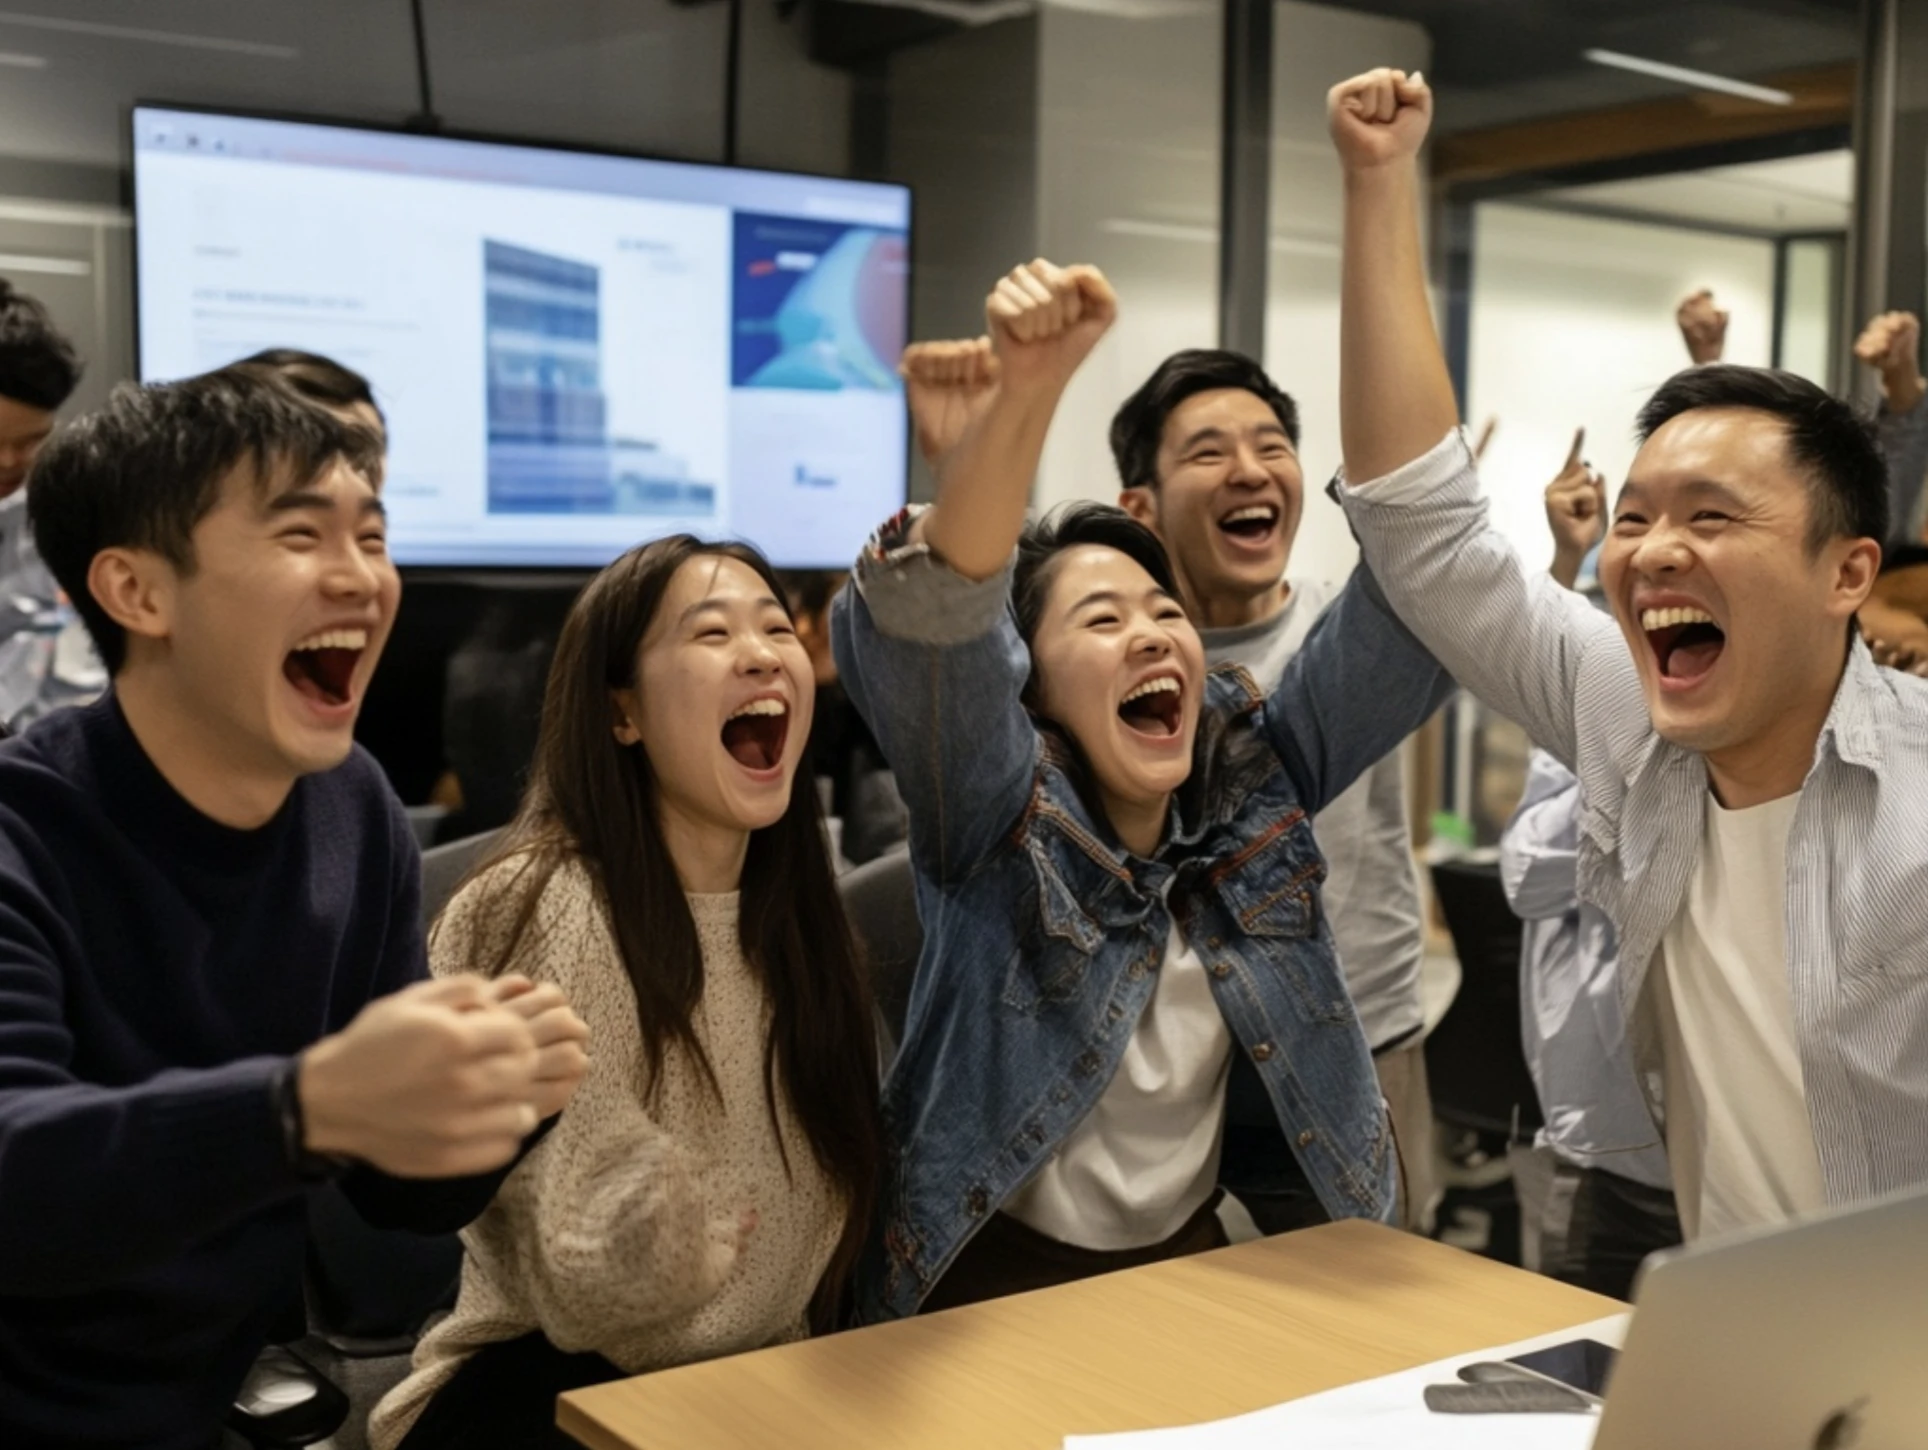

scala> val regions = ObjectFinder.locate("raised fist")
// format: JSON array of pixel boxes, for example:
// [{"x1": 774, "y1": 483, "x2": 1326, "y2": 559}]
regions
[
  {"x1": 1544, "y1": 427, "x2": 1607, "y2": 588},
  {"x1": 1854, "y1": 310, "x2": 1920, "y2": 375},
  {"x1": 1854, "y1": 311, "x2": 1925, "y2": 412},
  {"x1": 901, "y1": 337, "x2": 1001, "y2": 472},
  {"x1": 1676, "y1": 290, "x2": 1728, "y2": 366},
  {"x1": 984, "y1": 259, "x2": 1118, "y2": 395},
  {"x1": 1327, "y1": 68, "x2": 1433, "y2": 172}
]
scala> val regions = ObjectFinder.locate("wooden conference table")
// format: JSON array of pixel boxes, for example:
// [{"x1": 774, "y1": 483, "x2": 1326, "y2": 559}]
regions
[{"x1": 558, "y1": 1220, "x2": 1626, "y2": 1450}]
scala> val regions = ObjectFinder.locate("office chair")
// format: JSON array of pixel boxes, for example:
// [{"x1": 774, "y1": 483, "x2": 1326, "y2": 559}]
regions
[
  {"x1": 1425, "y1": 858, "x2": 1544, "y2": 1139},
  {"x1": 420, "y1": 828, "x2": 504, "y2": 927},
  {"x1": 837, "y1": 846, "x2": 921, "y2": 1060}
]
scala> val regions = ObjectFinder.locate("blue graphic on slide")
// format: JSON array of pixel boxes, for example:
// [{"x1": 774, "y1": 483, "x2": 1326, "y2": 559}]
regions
[{"x1": 732, "y1": 213, "x2": 907, "y2": 392}]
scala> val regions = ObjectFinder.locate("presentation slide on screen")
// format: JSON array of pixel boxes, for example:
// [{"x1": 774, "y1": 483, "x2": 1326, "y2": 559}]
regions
[{"x1": 134, "y1": 109, "x2": 910, "y2": 568}]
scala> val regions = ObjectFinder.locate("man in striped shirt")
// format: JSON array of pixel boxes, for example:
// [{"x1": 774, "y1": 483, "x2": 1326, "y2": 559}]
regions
[{"x1": 1326, "y1": 67, "x2": 1928, "y2": 1242}]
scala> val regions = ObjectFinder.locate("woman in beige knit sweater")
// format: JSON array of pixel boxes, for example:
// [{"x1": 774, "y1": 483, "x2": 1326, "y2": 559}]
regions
[{"x1": 371, "y1": 537, "x2": 884, "y2": 1450}]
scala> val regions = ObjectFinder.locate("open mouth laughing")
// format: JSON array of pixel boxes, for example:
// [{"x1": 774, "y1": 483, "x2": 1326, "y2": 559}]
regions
[
  {"x1": 1217, "y1": 502, "x2": 1280, "y2": 551},
  {"x1": 1641, "y1": 604, "x2": 1727, "y2": 690},
  {"x1": 1117, "y1": 673, "x2": 1184, "y2": 738},
  {"x1": 283, "y1": 628, "x2": 367, "y2": 710},
  {"x1": 721, "y1": 696, "x2": 789, "y2": 773}
]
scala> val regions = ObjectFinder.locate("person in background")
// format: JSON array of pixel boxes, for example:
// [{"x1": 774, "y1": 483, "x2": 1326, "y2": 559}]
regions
[
  {"x1": 776, "y1": 567, "x2": 907, "y2": 866},
  {"x1": 439, "y1": 596, "x2": 559, "y2": 838},
  {"x1": 834, "y1": 261, "x2": 1451, "y2": 1321},
  {"x1": 1499, "y1": 439, "x2": 1680, "y2": 1301},
  {"x1": 1677, "y1": 291, "x2": 1928, "y2": 547},
  {"x1": 1859, "y1": 542, "x2": 1928, "y2": 675},
  {"x1": 1114, "y1": 351, "x2": 1439, "y2": 1235},
  {"x1": 1331, "y1": 65, "x2": 1928, "y2": 1243},
  {"x1": 0, "y1": 365, "x2": 587, "y2": 1449},
  {"x1": 0, "y1": 279, "x2": 102, "y2": 729},
  {"x1": 374, "y1": 535, "x2": 883, "y2": 1449},
  {"x1": 1852, "y1": 310, "x2": 1928, "y2": 545}
]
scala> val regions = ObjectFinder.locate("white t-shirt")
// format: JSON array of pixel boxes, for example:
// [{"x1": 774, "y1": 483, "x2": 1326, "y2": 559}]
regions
[
  {"x1": 1003, "y1": 920, "x2": 1234, "y2": 1251},
  {"x1": 1654, "y1": 789, "x2": 1826, "y2": 1239}
]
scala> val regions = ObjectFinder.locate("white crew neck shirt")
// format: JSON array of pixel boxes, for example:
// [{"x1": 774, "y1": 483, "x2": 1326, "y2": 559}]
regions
[
  {"x1": 1654, "y1": 788, "x2": 1827, "y2": 1239},
  {"x1": 1003, "y1": 917, "x2": 1234, "y2": 1251}
]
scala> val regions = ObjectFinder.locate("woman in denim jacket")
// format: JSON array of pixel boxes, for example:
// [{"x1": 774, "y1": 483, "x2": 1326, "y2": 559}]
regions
[{"x1": 831, "y1": 260, "x2": 1453, "y2": 1320}]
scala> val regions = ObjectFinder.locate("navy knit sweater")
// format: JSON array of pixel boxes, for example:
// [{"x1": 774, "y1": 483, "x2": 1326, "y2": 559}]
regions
[{"x1": 0, "y1": 695, "x2": 502, "y2": 1448}]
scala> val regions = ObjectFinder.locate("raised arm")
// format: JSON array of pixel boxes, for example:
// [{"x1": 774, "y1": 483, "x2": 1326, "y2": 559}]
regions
[
  {"x1": 832, "y1": 262, "x2": 1118, "y2": 882},
  {"x1": 1326, "y1": 68, "x2": 1620, "y2": 766},
  {"x1": 1676, "y1": 290, "x2": 1728, "y2": 367},
  {"x1": 917, "y1": 262, "x2": 1117, "y2": 579},
  {"x1": 1545, "y1": 429, "x2": 1607, "y2": 591},
  {"x1": 1332, "y1": 69, "x2": 1457, "y2": 483},
  {"x1": 1260, "y1": 557, "x2": 1454, "y2": 814},
  {"x1": 1856, "y1": 310, "x2": 1928, "y2": 545}
]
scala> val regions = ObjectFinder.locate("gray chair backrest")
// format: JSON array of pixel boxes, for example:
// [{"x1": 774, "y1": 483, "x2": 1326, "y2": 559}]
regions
[
  {"x1": 420, "y1": 829, "x2": 503, "y2": 930},
  {"x1": 837, "y1": 846, "x2": 921, "y2": 1056}
]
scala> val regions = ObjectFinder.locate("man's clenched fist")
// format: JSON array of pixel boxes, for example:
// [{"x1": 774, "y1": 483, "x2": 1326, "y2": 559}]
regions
[
  {"x1": 1327, "y1": 68, "x2": 1432, "y2": 171},
  {"x1": 299, "y1": 974, "x2": 582, "y2": 1179}
]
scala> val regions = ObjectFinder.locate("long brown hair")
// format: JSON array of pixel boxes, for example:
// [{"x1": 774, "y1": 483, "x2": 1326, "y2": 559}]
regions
[{"x1": 451, "y1": 534, "x2": 883, "y2": 1325}]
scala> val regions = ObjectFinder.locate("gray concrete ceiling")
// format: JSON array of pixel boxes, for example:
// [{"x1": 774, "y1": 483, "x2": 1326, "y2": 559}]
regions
[{"x1": 0, "y1": 1, "x2": 730, "y2": 169}]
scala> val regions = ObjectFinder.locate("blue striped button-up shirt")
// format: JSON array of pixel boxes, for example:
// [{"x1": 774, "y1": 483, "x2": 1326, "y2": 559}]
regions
[
  {"x1": 1339, "y1": 430, "x2": 1928, "y2": 1211},
  {"x1": 1501, "y1": 749, "x2": 1674, "y2": 1191}
]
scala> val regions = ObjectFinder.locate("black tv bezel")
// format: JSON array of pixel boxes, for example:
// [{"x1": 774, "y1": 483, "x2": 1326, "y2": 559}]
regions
[{"x1": 126, "y1": 98, "x2": 916, "y2": 577}]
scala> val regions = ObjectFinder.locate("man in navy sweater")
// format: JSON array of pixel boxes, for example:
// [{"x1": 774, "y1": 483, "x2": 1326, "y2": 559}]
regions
[{"x1": 0, "y1": 367, "x2": 589, "y2": 1448}]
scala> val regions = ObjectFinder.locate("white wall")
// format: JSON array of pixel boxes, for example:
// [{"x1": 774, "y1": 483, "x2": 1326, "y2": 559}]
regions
[
  {"x1": 1464, "y1": 203, "x2": 1777, "y2": 569},
  {"x1": 1265, "y1": 1, "x2": 1429, "y2": 582},
  {"x1": 1033, "y1": 0, "x2": 1221, "y2": 515}
]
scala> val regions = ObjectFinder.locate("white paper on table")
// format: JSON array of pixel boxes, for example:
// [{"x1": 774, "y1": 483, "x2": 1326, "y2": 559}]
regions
[{"x1": 1063, "y1": 1314, "x2": 1631, "y2": 1450}]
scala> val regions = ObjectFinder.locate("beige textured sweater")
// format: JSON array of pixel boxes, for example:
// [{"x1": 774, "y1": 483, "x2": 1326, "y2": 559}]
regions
[{"x1": 370, "y1": 857, "x2": 843, "y2": 1450}]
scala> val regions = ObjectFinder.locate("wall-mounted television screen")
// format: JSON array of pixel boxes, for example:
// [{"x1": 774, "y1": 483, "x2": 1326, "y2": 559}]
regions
[{"x1": 132, "y1": 105, "x2": 911, "y2": 569}]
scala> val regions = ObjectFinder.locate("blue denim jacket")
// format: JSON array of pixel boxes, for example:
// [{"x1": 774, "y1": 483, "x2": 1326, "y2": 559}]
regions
[{"x1": 830, "y1": 511, "x2": 1454, "y2": 1321}]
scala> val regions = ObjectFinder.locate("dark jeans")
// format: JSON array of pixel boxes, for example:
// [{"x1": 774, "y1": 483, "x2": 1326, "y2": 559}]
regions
[
  {"x1": 396, "y1": 1331, "x2": 624, "y2": 1450},
  {"x1": 1544, "y1": 1164, "x2": 1683, "y2": 1303},
  {"x1": 1219, "y1": 1048, "x2": 1336, "y2": 1235},
  {"x1": 920, "y1": 1190, "x2": 1231, "y2": 1314}
]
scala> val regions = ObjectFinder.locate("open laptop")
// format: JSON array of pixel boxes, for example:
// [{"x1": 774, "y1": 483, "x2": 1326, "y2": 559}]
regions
[{"x1": 1590, "y1": 1184, "x2": 1928, "y2": 1449}]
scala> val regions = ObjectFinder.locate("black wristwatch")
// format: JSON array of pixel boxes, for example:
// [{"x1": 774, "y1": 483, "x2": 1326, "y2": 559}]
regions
[{"x1": 272, "y1": 1056, "x2": 346, "y2": 1183}]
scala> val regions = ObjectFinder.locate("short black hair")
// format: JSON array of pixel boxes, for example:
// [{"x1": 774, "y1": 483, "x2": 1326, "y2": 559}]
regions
[
  {"x1": 1635, "y1": 365, "x2": 1888, "y2": 551},
  {"x1": 29, "y1": 366, "x2": 384, "y2": 673},
  {"x1": 1109, "y1": 349, "x2": 1300, "y2": 492},
  {"x1": 237, "y1": 348, "x2": 383, "y2": 428},
  {"x1": 0, "y1": 280, "x2": 82, "y2": 411},
  {"x1": 1012, "y1": 503, "x2": 1184, "y2": 690}
]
